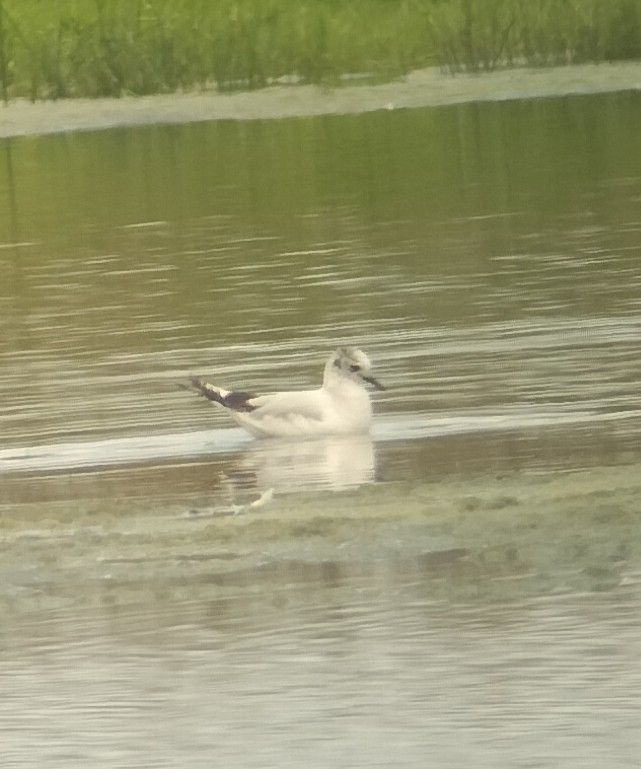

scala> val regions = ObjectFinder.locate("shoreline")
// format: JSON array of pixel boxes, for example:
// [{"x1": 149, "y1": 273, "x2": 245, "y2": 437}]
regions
[{"x1": 1, "y1": 62, "x2": 640, "y2": 139}]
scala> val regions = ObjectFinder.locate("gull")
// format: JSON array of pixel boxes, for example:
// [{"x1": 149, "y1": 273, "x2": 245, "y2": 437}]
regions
[{"x1": 187, "y1": 347, "x2": 385, "y2": 439}]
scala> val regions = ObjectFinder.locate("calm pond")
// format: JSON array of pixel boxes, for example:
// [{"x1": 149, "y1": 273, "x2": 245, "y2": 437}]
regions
[{"x1": 1, "y1": 86, "x2": 641, "y2": 767}]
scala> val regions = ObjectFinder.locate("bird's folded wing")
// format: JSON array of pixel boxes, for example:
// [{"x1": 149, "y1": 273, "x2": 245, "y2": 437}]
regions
[{"x1": 248, "y1": 389, "x2": 327, "y2": 421}]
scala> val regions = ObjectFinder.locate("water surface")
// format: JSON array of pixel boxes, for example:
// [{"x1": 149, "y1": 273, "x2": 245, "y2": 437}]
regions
[
  {"x1": 1, "y1": 88, "x2": 641, "y2": 768},
  {"x1": 2, "y1": 573, "x2": 641, "y2": 769},
  {"x1": 1, "y1": 91, "x2": 641, "y2": 494}
]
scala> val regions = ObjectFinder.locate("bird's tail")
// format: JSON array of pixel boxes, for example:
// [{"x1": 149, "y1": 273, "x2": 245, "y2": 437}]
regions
[
  {"x1": 181, "y1": 378, "x2": 228, "y2": 407},
  {"x1": 181, "y1": 379, "x2": 256, "y2": 412}
]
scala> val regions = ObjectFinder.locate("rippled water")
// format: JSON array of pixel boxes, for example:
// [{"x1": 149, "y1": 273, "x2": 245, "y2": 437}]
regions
[
  {"x1": 2, "y1": 93, "x2": 641, "y2": 494},
  {"x1": 3, "y1": 574, "x2": 641, "y2": 768},
  {"x1": 2, "y1": 90, "x2": 641, "y2": 767}
]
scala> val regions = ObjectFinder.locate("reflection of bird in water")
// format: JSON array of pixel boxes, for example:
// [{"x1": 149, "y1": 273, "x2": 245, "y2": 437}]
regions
[
  {"x1": 187, "y1": 347, "x2": 385, "y2": 439},
  {"x1": 185, "y1": 434, "x2": 375, "y2": 518},
  {"x1": 234, "y1": 434, "x2": 377, "y2": 493}
]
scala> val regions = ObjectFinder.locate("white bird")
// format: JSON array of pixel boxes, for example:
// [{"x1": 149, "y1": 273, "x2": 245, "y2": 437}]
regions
[{"x1": 188, "y1": 347, "x2": 385, "y2": 439}]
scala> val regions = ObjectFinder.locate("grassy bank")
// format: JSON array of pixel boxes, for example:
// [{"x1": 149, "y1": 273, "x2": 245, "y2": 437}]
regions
[{"x1": 0, "y1": 0, "x2": 640, "y2": 102}]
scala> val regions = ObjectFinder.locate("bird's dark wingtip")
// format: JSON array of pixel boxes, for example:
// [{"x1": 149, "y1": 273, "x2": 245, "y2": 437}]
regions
[
  {"x1": 222, "y1": 391, "x2": 257, "y2": 412},
  {"x1": 182, "y1": 378, "x2": 257, "y2": 412}
]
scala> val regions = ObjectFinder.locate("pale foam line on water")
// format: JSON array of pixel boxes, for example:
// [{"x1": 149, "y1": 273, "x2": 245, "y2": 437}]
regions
[
  {"x1": 0, "y1": 409, "x2": 638, "y2": 475},
  {"x1": 372, "y1": 408, "x2": 640, "y2": 441},
  {"x1": 0, "y1": 429, "x2": 251, "y2": 474}
]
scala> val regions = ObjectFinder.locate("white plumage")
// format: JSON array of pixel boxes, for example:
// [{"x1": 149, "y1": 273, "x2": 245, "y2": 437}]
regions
[{"x1": 188, "y1": 347, "x2": 385, "y2": 439}]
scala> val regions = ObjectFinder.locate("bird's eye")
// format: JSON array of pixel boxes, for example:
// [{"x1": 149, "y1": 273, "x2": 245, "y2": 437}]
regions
[{"x1": 350, "y1": 364, "x2": 361, "y2": 372}]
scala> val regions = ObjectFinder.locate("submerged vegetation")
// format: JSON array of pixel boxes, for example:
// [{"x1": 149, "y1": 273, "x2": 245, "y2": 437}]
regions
[{"x1": 0, "y1": 0, "x2": 640, "y2": 102}]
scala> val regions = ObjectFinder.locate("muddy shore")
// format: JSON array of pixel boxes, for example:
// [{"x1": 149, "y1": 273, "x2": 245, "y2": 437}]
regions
[
  {"x1": 1, "y1": 461, "x2": 640, "y2": 616},
  {"x1": 2, "y1": 62, "x2": 641, "y2": 139}
]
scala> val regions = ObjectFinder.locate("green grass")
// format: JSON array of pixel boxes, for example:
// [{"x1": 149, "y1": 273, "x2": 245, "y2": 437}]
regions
[{"x1": 0, "y1": 0, "x2": 640, "y2": 103}]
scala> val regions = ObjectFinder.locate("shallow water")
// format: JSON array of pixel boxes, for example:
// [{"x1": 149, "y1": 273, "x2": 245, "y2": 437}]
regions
[
  {"x1": 2, "y1": 89, "x2": 641, "y2": 767},
  {"x1": 3, "y1": 577, "x2": 641, "y2": 768}
]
